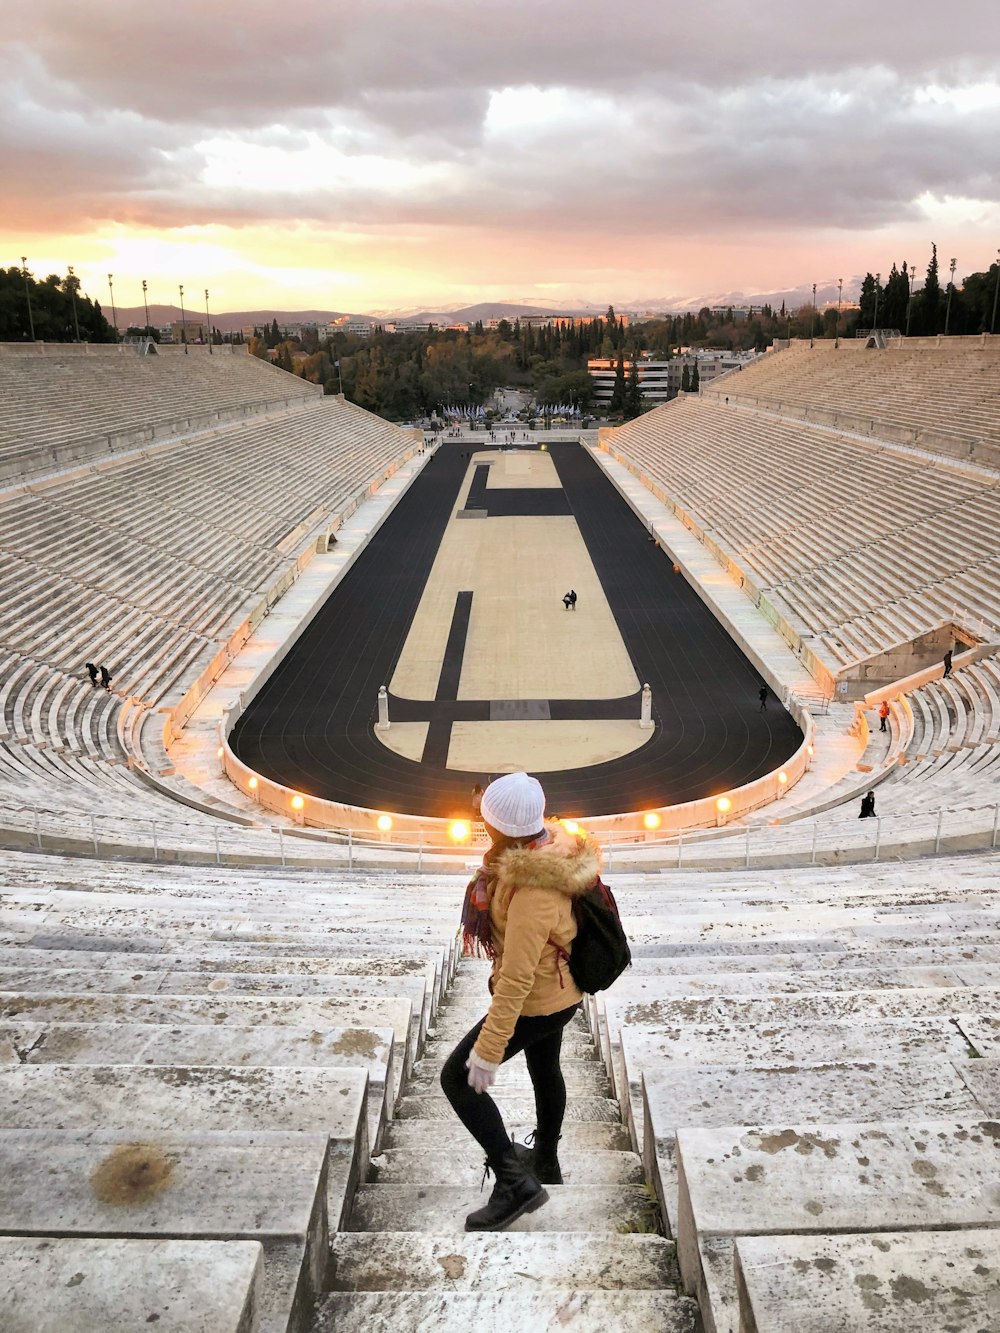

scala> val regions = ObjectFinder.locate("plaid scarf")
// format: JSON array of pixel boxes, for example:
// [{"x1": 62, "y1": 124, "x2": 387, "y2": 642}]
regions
[{"x1": 460, "y1": 828, "x2": 550, "y2": 959}]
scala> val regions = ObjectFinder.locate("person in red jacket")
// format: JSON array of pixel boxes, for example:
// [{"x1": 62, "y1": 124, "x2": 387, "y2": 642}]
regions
[
  {"x1": 879, "y1": 699, "x2": 890, "y2": 733},
  {"x1": 440, "y1": 771, "x2": 599, "y2": 1231}
]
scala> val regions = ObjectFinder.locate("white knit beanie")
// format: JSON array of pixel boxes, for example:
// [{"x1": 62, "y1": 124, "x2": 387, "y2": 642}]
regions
[{"x1": 479, "y1": 772, "x2": 546, "y2": 838}]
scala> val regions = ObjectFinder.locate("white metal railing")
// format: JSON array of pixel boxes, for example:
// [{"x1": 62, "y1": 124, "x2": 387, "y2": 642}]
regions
[{"x1": 2, "y1": 800, "x2": 999, "y2": 873}]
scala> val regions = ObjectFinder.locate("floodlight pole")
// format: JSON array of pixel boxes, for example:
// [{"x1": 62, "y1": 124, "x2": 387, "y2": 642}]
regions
[
  {"x1": 179, "y1": 284, "x2": 188, "y2": 353},
  {"x1": 142, "y1": 279, "x2": 150, "y2": 337},
  {"x1": 810, "y1": 283, "x2": 816, "y2": 348},
  {"x1": 20, "y1": 257, "x2": 35, "y2": 341},
  {"x1": 67, "y1": 266, "x2": 81, "y2": 342},
  {"x1": 991, "y1": 248, "x2": 1000, "y2": 336},
  {"x1": 873, "y1": 272, "x2": 880, "y2": 332},
  {"x1": 107, "y1": 273, "x2": 118, "y2": 341},
  {"x1": 835, "y1": 278, "x2": 843, "y2": 349},
  {"x1": 945, "y1": 257, "x2": 956, "y2": 334},
  {"x1": 205, "y1": 289, "x2": 212, "y2": 354},
  {"x1": 905, "y1": 264, "x2": 916, "y2": 336}
]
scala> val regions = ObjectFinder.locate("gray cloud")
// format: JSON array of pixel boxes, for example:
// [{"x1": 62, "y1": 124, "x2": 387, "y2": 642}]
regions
[{"x1": 4, "y1": 0, "x2": 999, "y2": 245}]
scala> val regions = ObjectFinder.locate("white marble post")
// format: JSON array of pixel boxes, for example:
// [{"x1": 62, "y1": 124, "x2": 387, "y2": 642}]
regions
[
  {"x1": 640, "y1": 683, "x2": 653, "y2": 729},
  {"x1": 376, "y1": 685, "x2": 390, "y2": 731}
]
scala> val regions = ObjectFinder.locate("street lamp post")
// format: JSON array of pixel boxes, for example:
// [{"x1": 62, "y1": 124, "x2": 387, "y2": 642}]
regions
[
  {"x1": 991, "y1": 248, "x2": 1000, "y2": 336},
  {"x1": 835, "y1": 278, "x2": 843, "y2": 349},
  {"x1": 107, "y1": 273, "x2": 118, "y2": 341},
  {"x1": 142, "y1": 279, "x2": 150, "y2": 338},
  {"x1": 178, "y1": 284, "x2": 188, "y2": 353},
  {"x1": 810, "y1": 282, "x2": 816, "y2": 348},
  {"x1": 205, "y1": 289, "x2": 213, "y2": 354},
  {"x1": 20, "y1": 257, "x2": 35, "y2": 341},
  {"x1": 945, "y1": 257, "x2": 957, "y2": 334},
  {"x1": 67, "y1": 266, "x2": 81, "y2": 342},
  {"x1": 873, "y1": 272, "x2": 881, "y2": 332},
  {"x1": 905, "y1": 263, "x2": 916, "y2": 337}
]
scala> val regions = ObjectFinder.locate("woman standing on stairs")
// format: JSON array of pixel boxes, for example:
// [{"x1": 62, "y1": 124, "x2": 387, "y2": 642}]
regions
[{"x1": 440, "y1": 771, "x2": 599, "y2": 1231}]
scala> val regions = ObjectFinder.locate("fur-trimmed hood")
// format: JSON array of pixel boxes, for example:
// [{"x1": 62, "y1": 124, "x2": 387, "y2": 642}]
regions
[{"x1": 492, "y1": 823, "x2": 601, "y2": 908}]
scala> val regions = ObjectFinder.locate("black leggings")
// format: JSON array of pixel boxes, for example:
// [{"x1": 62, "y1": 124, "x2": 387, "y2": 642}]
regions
[{"x1": 440, "y1": 1004, "x2": 581, "y2": 1164}]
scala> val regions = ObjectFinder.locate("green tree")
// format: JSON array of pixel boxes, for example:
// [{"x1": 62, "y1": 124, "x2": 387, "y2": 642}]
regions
[
  {"x1": 624, "y1": 361, "x2": 644, "y2": 419},
  {"x1": 609, "y1": 350, "x2": 626, "y2": 414}
]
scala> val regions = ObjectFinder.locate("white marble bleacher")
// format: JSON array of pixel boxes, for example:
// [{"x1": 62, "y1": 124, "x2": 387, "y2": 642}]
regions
[
  {"x1": 0, "y1": 849, "x2": 461, "y2": 1333},
  {"x1": 0, "y1": 344, "x2": 320, "y2": 482},
  {"x1": 0, "y1": 351, "x2": 417, "y2": 846},
  {"x1": 704, "y1": 337, "x2": 1000, "y2": 459},
  {"x1": 590, "y1": 855, "x2": 1000, "y2": 1332},
  {"x1": 606, "y1": 388, "x2": 1000, "y2": 677}
]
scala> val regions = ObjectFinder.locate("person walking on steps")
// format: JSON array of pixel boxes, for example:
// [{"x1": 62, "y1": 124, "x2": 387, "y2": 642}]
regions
[
  {"x1": 99, "y1": 666, "x2": 113, "y2": 692},
  {"x1": 879, "y1": 699, "x2": 890, "y2": 733},
  {"x1": 85, "y1": 662, "x2": 99, "y2": 688},
  {"x1": 943, "y1": 648, "x2": 953, "y2": 678},
  {"x1": 859, "y1": 790, "x2": 876, "y2": 819},
  {"x1": 440, "y1": 771, "x2": 597, "y2": 1231}
]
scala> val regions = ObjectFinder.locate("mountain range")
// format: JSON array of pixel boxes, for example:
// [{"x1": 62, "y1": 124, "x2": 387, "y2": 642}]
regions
[{"x1": 111, "y1": 282, "x2": 860, "y2": 334}]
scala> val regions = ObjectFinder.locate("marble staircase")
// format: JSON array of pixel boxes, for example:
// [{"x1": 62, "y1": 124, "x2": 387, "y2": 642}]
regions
[{"x1": 313, "y1": 958, "x2": 702, "y2": 1332}]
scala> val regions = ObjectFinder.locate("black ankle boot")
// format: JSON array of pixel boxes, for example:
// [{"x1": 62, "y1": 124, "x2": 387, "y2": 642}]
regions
[
  {"x1": 465, "y1": 1146, "x2": 548, "y2": 1232},
  {"x1": 512, "y1": 1131, "x2": 563, "y2": 1185}
]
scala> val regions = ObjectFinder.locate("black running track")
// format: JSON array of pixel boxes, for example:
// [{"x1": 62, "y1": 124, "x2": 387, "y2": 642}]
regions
[{"x1": 231, "y1": 441, "x2": 801, "y2": 818}]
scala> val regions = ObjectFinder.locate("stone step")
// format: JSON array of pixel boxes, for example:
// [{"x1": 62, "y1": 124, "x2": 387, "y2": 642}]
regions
[
  {"x1": 0, "y1": 992, "x2": 418, "y2": 1079},
  {"x1": 425, "y1": 1024, "x2": 596, "y2": 1055},
  {"x1": 328, "y1": 1230, "x2": 678, "y2": 1290},
  {"x1": 641, "y1": 1055, "x2": 987, "y2": 1235},
  {"x1": 0, "y1": 1065, "x2": 370, "y2": 1163},
  {"x1": 312, "y1": 1290, "x2": 698, "y2": 1333},
  {"x1": 626, "y1": 942, "x2": 1000, "y2": 972},
  {"x1": 599, "y1": 964, "x2": 967, "y2": 1001},
  {"x1": 0, "y1": 1236, "x2": 263, "y2": 1333},
  {"x1": 348, "y1": 1183, "x2": 661, "y2": 1234},
  {"x1": 311, "y1": 1289, "x2": 699, "y2": 1331},
  {"x1": 0, "y1": 1128, "x2": 328, "y2": 1332},
  {"x1": 422, "y1": 1033, "x2": 602, "y2": 1063},
  {"x1": 405, "y1": 1059, "x2": 610, "y2": 1098},
  {"x1": 734, "y1": 1228, "x2": 1000, "y2": 1333},
  {"x1": 675, "y1": 1117, "x2": 1000, "y2": 1333},
  {"x1": 396, "y1": 1095, "x2": 622, "y2": 1123},
  {"x1": 382, "y1": 1118, "x2": 633, "y2": 1153},
  {"x1": 598, "y1": 985, "x2": 1000, "y2": 1055},
  {"x1": 0, "y1": 1019, "x2": 397, "y2": 1145},
  {"x1": 370, "y1": 1147, "x2": 645, "y2": 1186}
]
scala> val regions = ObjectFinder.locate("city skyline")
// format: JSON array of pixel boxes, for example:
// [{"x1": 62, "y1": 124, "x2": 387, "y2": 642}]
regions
[{"x1": 4, "y1": 1, "x2": 999, "y2": 313}]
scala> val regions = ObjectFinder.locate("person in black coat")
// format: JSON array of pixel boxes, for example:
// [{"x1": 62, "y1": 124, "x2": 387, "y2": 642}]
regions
[
  {"x1": 99, "y1": 666, "x2": 113, "y2": 692},
  {"x1": 859, "y1": 790, "x2": 876, "y2": 819},
  {"x1": 85, "y1": 662, "x2": 99, "y2": 688}
]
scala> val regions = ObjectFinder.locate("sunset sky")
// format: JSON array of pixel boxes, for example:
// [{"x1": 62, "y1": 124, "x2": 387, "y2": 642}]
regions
[{"x1": 4, "y1": 0, "x2": 999, "y2": 315}]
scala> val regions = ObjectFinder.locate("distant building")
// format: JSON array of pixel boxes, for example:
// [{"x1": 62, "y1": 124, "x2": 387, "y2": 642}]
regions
[
  {"x1": 169, "y1": 320, "x2": 206, "y2": 344},
  {"x1": 587, "y1": 349, "x2": 758, "y2": 406}
]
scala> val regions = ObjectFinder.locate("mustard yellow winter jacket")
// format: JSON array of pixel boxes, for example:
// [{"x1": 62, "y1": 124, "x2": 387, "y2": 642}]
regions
[{"x1": 472, "y1": 824, "x2": 600, "y2": 1066}]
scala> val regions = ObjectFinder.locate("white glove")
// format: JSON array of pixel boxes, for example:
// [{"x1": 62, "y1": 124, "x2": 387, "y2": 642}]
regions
[{"x1": 465, "y1": 1049, "x2": 499, "y2": 1094}]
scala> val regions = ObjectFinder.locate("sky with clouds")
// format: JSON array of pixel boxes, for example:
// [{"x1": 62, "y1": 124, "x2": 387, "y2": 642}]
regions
[{"x1": 4, "y1": 0, "x2": 999, "y2": 314}]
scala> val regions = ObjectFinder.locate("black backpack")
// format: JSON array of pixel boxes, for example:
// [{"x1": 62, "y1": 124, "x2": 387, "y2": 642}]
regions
[{"x1": 564, "y1": 877, "x2": 631, "y2": 994}]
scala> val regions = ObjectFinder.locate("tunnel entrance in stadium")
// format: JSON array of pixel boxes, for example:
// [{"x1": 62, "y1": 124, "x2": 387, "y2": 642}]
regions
[{"x1": 230, "y1": 440, "x2": 802, "y2": 820}]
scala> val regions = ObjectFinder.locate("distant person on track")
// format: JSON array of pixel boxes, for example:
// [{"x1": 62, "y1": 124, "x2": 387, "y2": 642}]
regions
[
  {"x1": 562, "y1": 590, "x2": 577, "y2": 611},
  {"x1": 85, "y1": 662, "x2": 99, "y2": 688},
  {"x1": 943, "y1": 648, "x2": 953, "y2": 678},
  {"x1": 758, "y1": 684, "x2": 768, "y2": 711},
  {"x1": 471, "y1": 783, "x2": 483, "y2": 818},
  {"x1": 440, "y1": 772, "x2": 595, "y2": 1231},
  {"x1": 879, "y1": 699, "x2": 890, "y2": 733},
  {"x1": 859, "y1": 790, "x2": 876, "y2": 818}
]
